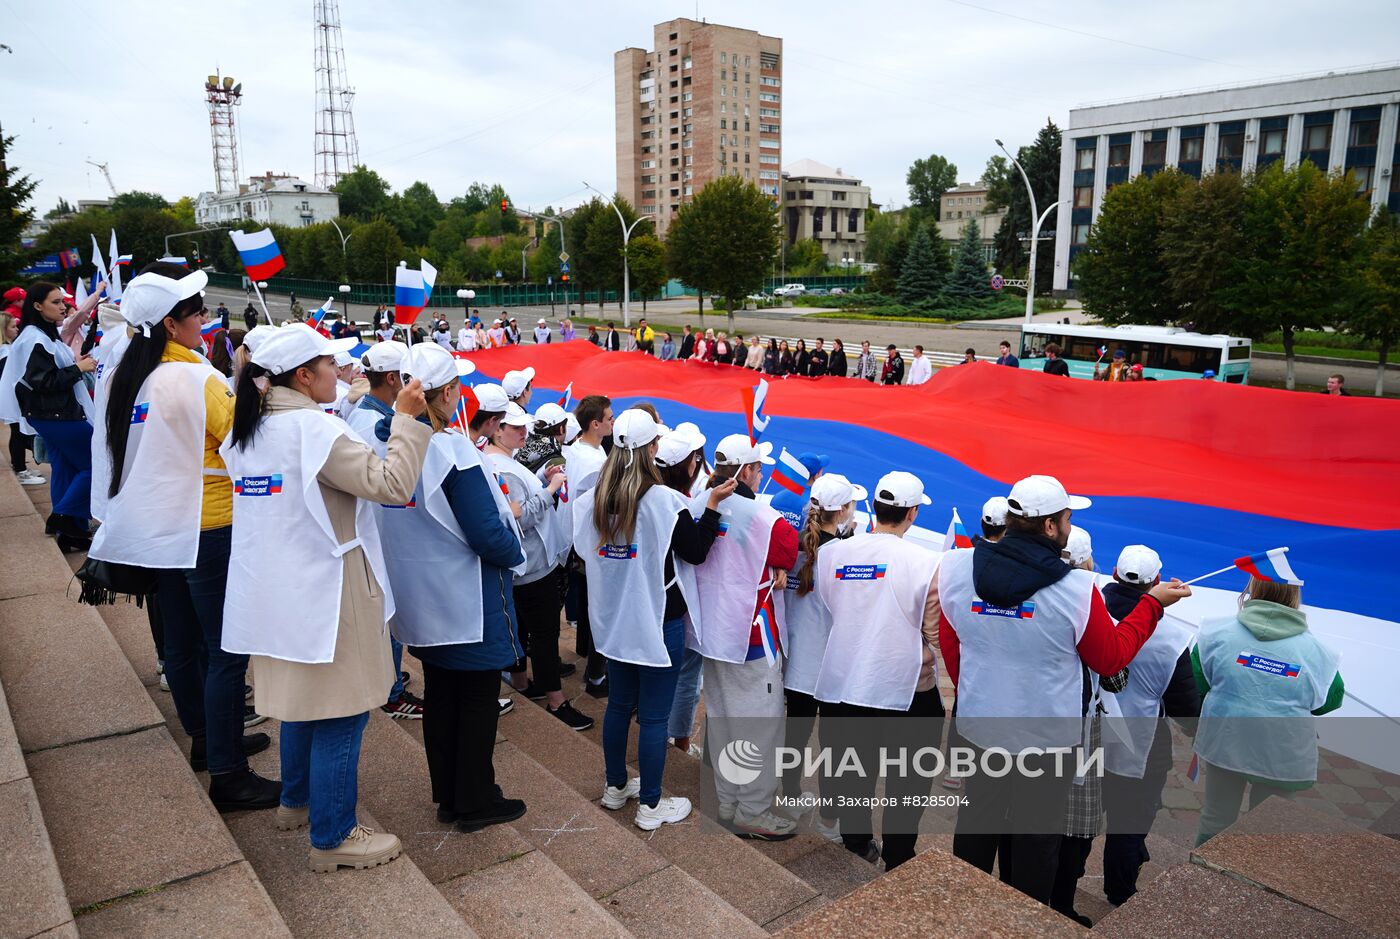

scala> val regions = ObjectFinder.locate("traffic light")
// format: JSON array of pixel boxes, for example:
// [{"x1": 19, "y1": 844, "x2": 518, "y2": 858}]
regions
[
  {"x1": 560, "y1": 273, "x2": 570, "y2": 283},
  {"x1": 500, "y1": 199, "x2": 510, "y2": 216}
]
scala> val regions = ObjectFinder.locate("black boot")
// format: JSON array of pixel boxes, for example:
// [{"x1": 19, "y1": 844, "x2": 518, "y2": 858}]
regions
[
  {"x1": 208, "y1": 767, "x2": 281, "y2": 812},
  {"x1": 44, "y1": 512, "x2": 61, "y2": 536},
  {"x1": 54, "y1": 515, "x2": 92, "y2": 553},
  {"x1": 189, "y1": 732, "x2": 271, "y2": 772}
]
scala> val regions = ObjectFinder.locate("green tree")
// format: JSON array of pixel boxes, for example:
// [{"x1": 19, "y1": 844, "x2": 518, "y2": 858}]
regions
[
  {"x1": 1345, "y1": 208, "x2": 1400, "y2": 396},
  {"x1": 1075, "y1": 168, "x2": 1194, "y2": 326},
  {"x1": 626, "y1": 232, "x2": 667, "y2": 310},
  {"x1": 345, "y1": 218, "x2": 406, "y2": 283},
  {"x1": 666, "y1": 175, "x2": 780, "y2": 330},
  {"x1": 982, "y1": 155, "x2": 1012, "y2": 211},
  {"x1": 44, "y1": 197, "x2": 74, "y2": 220},
  {"x1": 1221, "y1": 161, "x2": 1371, "y2": 389},
  {"x1": 169, "y1": 195, "x2": 197, "y2": 230},
  {"x1": 896, "y1": 223, "x2": 948, "y2": 305},
  {"x1": 582, "y1": 195, "x2": 651, "y2": 313},
  {"x1": 567, "y1": 198, "x2": 608, "y2": 308},
  {"x1": 865, "y1": 208, "x2": 901, "y2": 267},
  {"x1": 110, "y1": 191, "x2": 169, "y2": 211},
  {"x1": 784, "y1": 238, "x2": 828, "y2": 276},
  {"x1": 992, "y1": 119, "x2": 1061, "y2": 293},
  {"x1": 944, "y1": 219, "x2": 993, "y2": 300},
  {"x1": 1161, "y1": 169, "x2": 1244, "y2": 334},
  {"x1": 390, "y1": 181, "x2": 445, "y2": 247},
  {"x1": 906, "y1": 153, "x2": 958, "y2": 218},
  {"x1": 0, "y1": 129, "x2": 37, "y2": 282},
  {"x1": 332, "y1": 165, "x2": 393, "y2": 221}
]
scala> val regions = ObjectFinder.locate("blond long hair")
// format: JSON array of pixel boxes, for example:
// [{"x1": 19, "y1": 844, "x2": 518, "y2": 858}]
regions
[
  {"x1": 593, "y1": 443, "x2": 662, "y2": 546},
  {"x1": 796, "y1": 506, "x2": 842, "y2": 595}
]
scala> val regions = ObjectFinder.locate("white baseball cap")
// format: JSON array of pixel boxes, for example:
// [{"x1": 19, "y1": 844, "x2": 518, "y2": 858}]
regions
[
  {"x1": 361, "y1": 340, "x2": 408, "y2": 373},
  {"x1": 251, "y1": 324, "x2": 356, "y2": 375},
  {"x1": 500, "y1": 401, "x2": 534, "y2": 427},
  {"x1": 492, "y1": 318, "x2": 502, "y2": 326},
  {"x1": 1065, "y1": 525, "x2": 1093, "y2": 567},
  {"x1": 564, "y1": 413, "x2": 581, "y2": 443},
  {"x1": 532, "y1": 402, "x2": 568, "y2": 428},
  {"x1": 242, "y1": 324, "x2": 279, "y2": 355},
  {"x1": 655, "y1": 431, "x2": 697, "y2": 467},
  {"x1": 402, "y1": 343, "x2": 458, "y2": 391},
  {"x1": 455, "y1": 357, "x2": 476, "y2": 377},
  {"x1": 332, "y1": 350, "x2": 358, "y2": 369},
  {"x1": 1116, "y1": 545, "x2": 1163, "y2": 585},
  {"x1": 502, "y1": 367, "x2": 536, "y2": 398},
  {"x1": 873, "y1": 470, "x2": 931, "y2": 508},
  {"x1": 613, "y1": 408, "x2": 661, "y2": 450},
  {"x1": 714, "y1": 433, "x2": 775, "y2": 466},
  {"x1": 537, "y1": 318, "x2": 547, "y2": 324},
  {"x1": 472, "y1": 383, "x2": 511, "y2": 412},
  {"x1": 982, "y1": 496, "x2": 1010, "y2": 526},
  {"x1": 672, "y1": 421, "x2": 707, "y2": 451},
  {"x1": 120, "y1": 268, "x2": 208, "y2": 332},
  {"x1": 1006, "y1": 475, "x2": 1091, "y2": 517},
  {"x1": 810, "y1": 473, "x2": 868, "y2": 511}
]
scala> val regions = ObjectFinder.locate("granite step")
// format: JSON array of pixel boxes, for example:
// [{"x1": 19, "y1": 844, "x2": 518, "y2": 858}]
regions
[{"x1": 378, "y1": 704, "x2": 764, "y2": 937}]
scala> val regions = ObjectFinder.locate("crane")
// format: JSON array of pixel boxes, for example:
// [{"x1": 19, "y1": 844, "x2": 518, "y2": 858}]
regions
[{"x1": 85, "y1": 160, "x2": 117, "y2": 197}]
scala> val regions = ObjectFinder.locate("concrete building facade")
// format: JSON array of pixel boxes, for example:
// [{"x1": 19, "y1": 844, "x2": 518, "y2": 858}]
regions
[
  {"x1": 615, "y1": 18, "x2": 782, "y2": 237},
  {"x1": 194, "y1": 173, "x2": 340, "y2": 228},
  {"x1": 780, "y1": 159, "x2": 871, "y2": 265},
  {"x1": 936, "y1": 181, "x2": 1007, "y2": 261},
  {"x1": 1054, "y1": 64, "x2": 1400, "y2": 292}
]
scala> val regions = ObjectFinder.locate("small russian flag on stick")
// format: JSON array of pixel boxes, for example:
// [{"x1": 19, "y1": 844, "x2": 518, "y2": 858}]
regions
[
  {"x1": 1182, "y1": 546, "x2": 1303, "y2": 587},
  {"x1": 394, "y1": 259, "x2": 438, "y2": 326},
  {"x1": 943, "y1": 507, "x2": 973, "y2": 550},
  {"x1": 229, "y1": 228, "x2": 286, "y2": 281},
  {"x1": 558, "y1": 381, "x2": 573, "y2": 410},
  {"x1": 769, "y1": 447, "x2": 809, "y2": 496}
]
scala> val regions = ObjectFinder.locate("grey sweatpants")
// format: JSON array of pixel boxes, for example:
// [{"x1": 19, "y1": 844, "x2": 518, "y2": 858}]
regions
[{"x1": 702, "y1": 655, "x2": 785, "y2": 817}]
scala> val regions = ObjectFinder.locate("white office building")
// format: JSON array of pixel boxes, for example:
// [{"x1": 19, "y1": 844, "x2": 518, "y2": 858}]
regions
[
  {"x1": 1054, "y1": 64, "x2": 1400, "y2": 293},
  {"x1": 195, "y1": 173, "x2": 340, "y2": 228}
]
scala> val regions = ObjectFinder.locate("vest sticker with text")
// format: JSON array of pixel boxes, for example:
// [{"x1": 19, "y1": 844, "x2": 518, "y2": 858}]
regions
[
  {"x1": 970, "y1": 598, "x2": 1036, "y2": 619},
  {"x1": 599, "y1": 543, "x2": 639, "y2": 560},
  {"x1": 235, "y1": 474, "x2": 284, "y2": 496},
  {"x1": 381, "y1": 499, "x2": 417, "y2": 509},
  {"x1": 130, "y1": 402, "x2": 151, "y2": 424},
  {"x1": 835, "y1": 564, "x2": 887, "y2": 580},
  {"x1": 1235, "y1": 652, "x2": 1300, "y2": 677}
]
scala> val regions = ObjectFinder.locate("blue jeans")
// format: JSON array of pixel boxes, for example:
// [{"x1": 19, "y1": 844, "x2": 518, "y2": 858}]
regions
[
  {"x1": 389, "y1": 636, "x2": 405, "y2": 701},
  {"x1": 158, "y1": 526, "x2": 248, "y2": 775},
  {"x1": 29, "y1": 418, "x2": 91, "y2": 520},
  {"x1": 280, "y1": 711, "x2": 371, "y2": 849},
  {"x1": 667, "y1": 647, "x2": 704, "y2": 739},
  {"x1": 604, "y1": 617, "x2": 685, "y2": 807}
]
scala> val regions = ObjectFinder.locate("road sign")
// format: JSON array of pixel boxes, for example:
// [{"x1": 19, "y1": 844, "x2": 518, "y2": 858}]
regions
[
  {"x1": 495, "y1": 270, "x2": 502, "y2": 279},
  {"x1": 558, "y1": 251, "x2": 569, "y2": 263},
  {"x1": 990, "y1": 273, "x2": 1005, "y2": 291},
  {"x1": 560, "y1": 262, "x2": 570, "y2": 273}
]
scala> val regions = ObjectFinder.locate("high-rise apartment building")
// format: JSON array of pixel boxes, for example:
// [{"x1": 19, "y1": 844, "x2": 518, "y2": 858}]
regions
[{"x1": 615, "y1": 18, "x2": 782, "y2": 236}]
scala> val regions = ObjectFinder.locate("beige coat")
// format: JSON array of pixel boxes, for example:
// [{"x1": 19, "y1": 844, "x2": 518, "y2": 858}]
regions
[{"x1": 250, "y1": 387, "x2": 431, "y2": 722}]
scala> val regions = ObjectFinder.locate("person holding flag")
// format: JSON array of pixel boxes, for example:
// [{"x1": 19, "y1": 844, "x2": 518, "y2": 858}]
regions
[
  {"x1": 814, "y1": 471, "x2": 943, "y2": 869},
  {"x1": 574, "y1": 409, "x2": 734, "y2": 831},
  {"x1": 1191, "y1": 557, "x2": 1343, "y2": 846},
  {"x1": 769, "y1": 450, "x2": 828, "y2": 531},
  {"x1": 687, "y1": 433, "x2": 800, "y2": 841}
]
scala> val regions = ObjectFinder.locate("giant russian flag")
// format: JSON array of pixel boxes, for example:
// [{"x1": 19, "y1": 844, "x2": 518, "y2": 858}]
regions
[
  {"x1": 394, "y1": 259, "x2": 437, "y2": 326},
  {"x1": 229, "y1": 228, "x2": 286, "y2": 281}
]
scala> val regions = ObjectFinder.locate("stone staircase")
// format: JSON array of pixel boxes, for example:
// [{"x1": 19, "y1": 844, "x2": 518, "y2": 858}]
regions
[{"x1": 5, "y1": 422, "x2": 1395, "y2": 938}]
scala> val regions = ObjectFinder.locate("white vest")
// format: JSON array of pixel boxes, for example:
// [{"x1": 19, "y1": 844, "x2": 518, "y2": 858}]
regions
[
  {"x1": 89, "y1": 363, "x2": 221, "y2": 568},
  {"x1": 345, "y1": 401, "x2": 390, "y2": 457},
  {"x1": 573, "y1": 484, "x2": 699, "y2": 667},
  {"x1": 684, "y1": 491, "x2": 781, "y2": 665},
  {"x1": 1193, "y1": 614, "x2": 1340, "y2": 783},
  {"x1": 381, "y1": 431, "x2": 517, "y2": 646},
  {"x1": 563, "y1": 440, "x2": 606, "y2": 542},
  {"x1": 88, "y1": 332, "x2": 134, "y2": 522},
  {"x1": 0, "y1": 326, "x2": 95, "y2": 434},
  {"x1": 220, "y1": 409, "x2": 392, "y2": 664},
  {"x1": 813, "y1": 532, "x2": 940, "y2": 711},
  {"x1": 774, "y1": 546, "x2": 834, "y2": 696},
  {"x1": 939, "y1": 546, "x2": 1095, "y2": 751},
  {"x1": 487, "y1": 451, "x2": 570, "y2": 577},
  {"x1": 1102, "y1": 612, "x2": 1196, "y2": 778}
]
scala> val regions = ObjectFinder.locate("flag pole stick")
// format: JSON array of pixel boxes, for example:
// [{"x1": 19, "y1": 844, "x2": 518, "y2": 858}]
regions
[
  {"x1": 249, "y1": 279, "x2": 273, "y2": 325},
  {"x1": 1179, "y1": 564, "x2": 1237, "y2": 587}
]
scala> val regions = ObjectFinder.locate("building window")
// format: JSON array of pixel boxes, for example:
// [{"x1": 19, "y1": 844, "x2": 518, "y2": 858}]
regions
[
  {"x1": 759, "y1": 92, "x2": 777, "y2": 102},
  {"x1": 1349, "y1": 116, "x2": 1380, "y2": 148},
  {"x1": 720, "y1": 53, "x2": 727, "y2": 63},
  {"x1": 1108, "y1": 142, "x2": 1130, "y2": 167},
  {"x1": 720, "y1": 86, "x2": 725, "y2": 96},
  {"x1": 1352, "y1": 164, "x2": 1374, "y2": 196},
  {"x1": 720, "y1": 119, "x2": 727, "y2": 129},
  {"x1": 641, "y1": 160, "x2": 655, "y2": 169},
  {"x1": 760, "y1": 122, "x2": 779, "y2": 133},
  {"x1": 1142, "y1": 137, "x2": 1167, "y2": 166},
  {"x1": 642, "y1": 190, "x2": 656, "y2": 199},
  {"x1": 832, "y1": 190, "x2": 846, "y2": 201},
  {"x1": 745, "y1": 72, "x2": 750, "y2": 83},
  {"x1": 683, "y1": 92, "x2": 692, "y2": 102},
  {"x1": 1218, "y1": 129, "x2": 1245, "y2": 162},
  {"x1": 744, "y1": 56, "x2": 750, "y2": 66},
  {"x1": 1072, "y1": 223, "x2": 1090, "y2": 245},
  {"x1": 799, "y1": 190, "x2": 814, "y2": 200},
  {"x1": 1073, "y1": 185, "x2": 1093, "y2": 209},
  {"x1": 760, "y1": 108, "x2": 779, "y2": 118},
  {"x1": 759, "y1": 154, "x2": 779, "y2": 165},
  {"x1": 744, "y1": 153, "x2": 750, "y2": 163},
  {"x1": 683, "y1": 56, "x2": 691, "y2": 69},
  {"x1": 744, "y1": 169, "x2": 750, "y2": 179},
  {"x1": 719, "y1": 102, "x2": 726, "y2": 113},
  {"x1": 814, "y1": 208, "x2": 824, "y2": 233},
  {"x1": 1180, "y1": 136, "x2": 1204, "y2": 162},
  {"x1": 683, "y1": 138, "x2": 692, "y2": 148},
  {"x1": 641, "y1": 174, "x2": 655, "y2": 183},
  {"x1": 1075, "y1": 147, "x2": 1095, "y2": 171},
  {"x1": 1261, "y1": 127, "x2": 1286, "y2": 156},
  {"x1": 1304, "y1": 123, "x2": 1331, "y2": 152}
]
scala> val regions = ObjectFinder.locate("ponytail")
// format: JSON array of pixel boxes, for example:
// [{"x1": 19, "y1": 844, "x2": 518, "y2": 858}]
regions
[
  {"x1": 104, "y1": 327, "x2": 169, "y2": 497},
  {"x1": 796, "y1": 505, "x2": 840, "y2": 596},
  {"x1": 229, "y1": 360, "x2": 273, "y2": 451}
]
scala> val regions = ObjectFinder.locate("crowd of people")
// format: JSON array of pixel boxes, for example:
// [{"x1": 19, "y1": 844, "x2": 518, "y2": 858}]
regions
[{"x1": 0, "y1": 271, "x2": 1348, "y2": 924}]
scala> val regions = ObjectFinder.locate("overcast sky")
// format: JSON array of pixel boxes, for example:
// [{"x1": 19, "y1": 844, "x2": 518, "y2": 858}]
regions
[{"x1": 4, "y1": 0, "x2": 1398, "y2": 217}]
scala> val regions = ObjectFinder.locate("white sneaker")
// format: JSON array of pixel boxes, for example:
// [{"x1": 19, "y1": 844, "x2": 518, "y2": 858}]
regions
[
  {"x1": 498, "y1": 698, "x2": 514, "y2": 716},
  {"x1": 814, "y1": 814, "x2": 842, "y2": 844},
  {"x1": 159, "y1": 673, "x2": 170, "y2": 692},
  {"x1": 16, "y1": 469, "x2": 45, "y2": 486},
  {"x1": 717, "y1": 801, "x2": 736, "y2": 825},
  {"x1": 732, "y1": 807, "x2": 799, "y2": 841},
  {"x1": 601, "y1": 777, "x2": 641, "y2": 810},
  {"x1": 635, "y1": 796, "x2": 692, "y2": 831}
]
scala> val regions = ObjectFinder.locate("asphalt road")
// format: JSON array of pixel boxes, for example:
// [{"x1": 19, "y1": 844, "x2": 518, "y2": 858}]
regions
[{"x1": 203, "y1": 284, "x2": 1391, "y2": 395}]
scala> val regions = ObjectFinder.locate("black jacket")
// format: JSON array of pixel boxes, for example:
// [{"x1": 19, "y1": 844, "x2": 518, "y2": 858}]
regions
[
  {"x1": 605, "y1": 330, "x2": 621, "y2": 351},
  {"x1": 971, "y1": 530, "x2": 1070, "y2": 607},
  {"x1": 795, "y1": 350, "x2": 811, "y2": 375},
  {"x1": 17, "y1": 342, "x2": 87, "y2": 422},
  {"x1": 808, "y1": 349, "x2": 828, "y2": 377},
  {"x1": 1043, "y1": 358, "x2": 1070, "y2": 377},
  {"x1": 827, "y1": 349, "x2": 848, "y2": 377},
  {"x1": 679, "y1": 332, "x2": 696, "y2": 359}
]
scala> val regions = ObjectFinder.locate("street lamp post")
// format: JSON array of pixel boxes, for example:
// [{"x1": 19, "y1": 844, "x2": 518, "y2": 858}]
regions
[
  {"x1": 583, "y1": 181, "x2": 647, "y2": 329},
  {"x1": 996, "y1": 139, "x2": 1064, "y2": 324},
  {"x1": 329, "y1": 219, "x2": 354, "y2": 282},
  {"x1": 456, "y1": 288, "x2": 475, "y2": 326},
  {"x1": 338, "y1": 283, "x2": 351, "y2": 330}
]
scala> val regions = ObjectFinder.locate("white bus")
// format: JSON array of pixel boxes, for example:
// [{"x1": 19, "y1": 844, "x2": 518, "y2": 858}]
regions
[{"x1": 1018, "y1": 324, "x2": 1252, "y2": 382}]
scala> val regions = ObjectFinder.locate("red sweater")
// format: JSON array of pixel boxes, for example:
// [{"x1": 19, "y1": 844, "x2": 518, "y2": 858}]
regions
[
  {"x1": 938, "y1": 587, "x2": 1163, "y2": 688},
  {"x1": 748, "y1": 517, "x2": 800, "y2": 652}
]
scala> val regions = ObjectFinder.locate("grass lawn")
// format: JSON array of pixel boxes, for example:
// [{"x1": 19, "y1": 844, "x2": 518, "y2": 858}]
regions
[{"x1": 1254, "y1": 343, "x2": 1384, "y2": 362}]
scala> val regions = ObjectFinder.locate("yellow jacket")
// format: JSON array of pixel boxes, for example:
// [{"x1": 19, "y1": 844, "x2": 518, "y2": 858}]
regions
[{"x1": 161, "y1": 343, "x2": 234, "y2": 529}]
